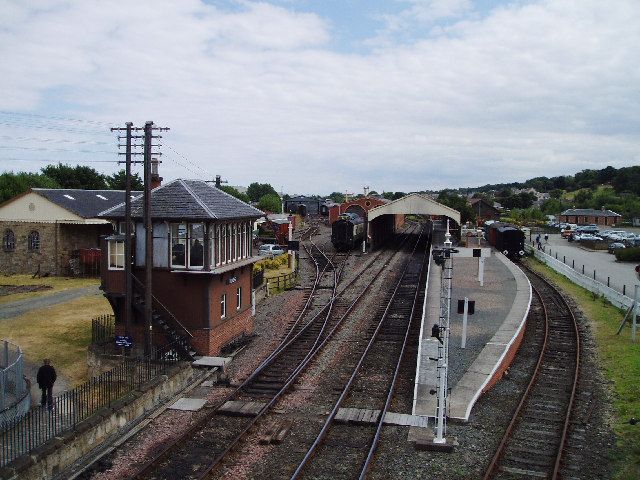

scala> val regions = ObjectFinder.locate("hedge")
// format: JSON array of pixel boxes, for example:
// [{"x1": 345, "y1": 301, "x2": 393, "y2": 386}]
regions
[{"x1": 614, "y1": 247, "x2": 640, "y2": 262}]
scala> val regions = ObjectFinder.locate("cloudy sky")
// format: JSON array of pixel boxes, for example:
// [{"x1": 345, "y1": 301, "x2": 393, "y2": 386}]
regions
[{"x1": 1, "y1": 0, "x2": 639, "y2": 195}]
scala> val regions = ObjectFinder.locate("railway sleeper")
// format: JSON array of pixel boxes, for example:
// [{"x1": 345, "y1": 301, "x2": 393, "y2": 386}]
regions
[
  {"x1": 503, "y1": 454, "x2": 553, "y2": 468},
  {"x1": 499, "y1": 465, "x2": 548, "y2": 478}
]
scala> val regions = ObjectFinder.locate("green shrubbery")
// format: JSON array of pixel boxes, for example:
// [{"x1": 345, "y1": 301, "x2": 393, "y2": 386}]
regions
[
  {"x1": 614, "y1": 247, "x2": 640, "y2": 262},
  {"x1": 253, "y1": 254, "x2": 288, "y2": 272}
]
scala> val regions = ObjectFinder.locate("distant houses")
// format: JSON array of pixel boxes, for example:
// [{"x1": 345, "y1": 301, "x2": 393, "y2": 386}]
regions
[{"x1": 559, "y1": 208, "x2": 622, "y2": 227}]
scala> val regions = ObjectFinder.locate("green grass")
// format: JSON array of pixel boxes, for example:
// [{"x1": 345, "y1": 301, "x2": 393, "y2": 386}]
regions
[
  {"x1": 0, "y1": 274, "x2": 99, "y2": 305},
  {"x1": 0, "y1": 294, "x2": 111, "y2": 385},
  {"x1": 526, "y1": 259, "x2": 640, "y2": 480}
]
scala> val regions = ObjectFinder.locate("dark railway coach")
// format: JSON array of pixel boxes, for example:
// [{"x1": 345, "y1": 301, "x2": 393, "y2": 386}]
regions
[
  {"x1": 486, "y1": 222, "x2": 525, "y2": 260},
  {"x1": 331, "y1": 213, "x2": 365, "y2": 251}
]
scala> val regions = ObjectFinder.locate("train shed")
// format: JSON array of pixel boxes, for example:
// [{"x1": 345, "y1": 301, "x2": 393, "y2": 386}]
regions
[{"x1": 367, "y1": 193, "x2": 461, "y2": 248}]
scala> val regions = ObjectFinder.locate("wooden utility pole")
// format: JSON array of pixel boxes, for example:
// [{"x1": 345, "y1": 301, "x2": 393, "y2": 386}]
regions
[{"x1": 112, "y1": 121, "x2": 168, "y2": 357}]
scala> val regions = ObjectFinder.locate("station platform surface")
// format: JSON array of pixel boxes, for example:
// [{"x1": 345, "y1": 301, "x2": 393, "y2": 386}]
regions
[{"x1": 413, "y1": 244, "x2": 531, "y2": 422}]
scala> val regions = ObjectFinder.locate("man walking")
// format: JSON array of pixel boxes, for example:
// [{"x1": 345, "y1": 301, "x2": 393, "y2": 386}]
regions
[{"x1": 37, "y1": 359, "x2": 56, "y2": 410}]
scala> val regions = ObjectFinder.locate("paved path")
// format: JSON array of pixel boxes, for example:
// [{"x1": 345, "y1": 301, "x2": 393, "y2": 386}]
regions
[
  {"x1": 532, "y1": 233, "x2": 638, "y2": 295},
  {"x1": 0, "y1": 285, "x2": 101, "y2": 320}
]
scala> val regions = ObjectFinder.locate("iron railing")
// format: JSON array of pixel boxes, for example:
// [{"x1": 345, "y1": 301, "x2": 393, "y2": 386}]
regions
[
  {"x1": 0, "y1": 348, "x2": 179, "y2": 467},
  {"x1": 265, "y1": 271, "x2": 298, "y2": 294},
  {"x1": 0, "y1": 341, "x2": 29, "y2": 426},
  {"x1": 91, "y1": 314, "x2": 115, "y2": 346}
]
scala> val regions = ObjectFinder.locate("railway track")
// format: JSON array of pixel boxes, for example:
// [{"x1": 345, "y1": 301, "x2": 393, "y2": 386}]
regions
[
  {"x1": 484, "y1": 265, "x2": 580, "y2": 480},
  {"x1": 290, "y1": 226, "x2": 430, "y2": 479},
  {"x1": 130, "y1": 225, "x2": 422, "y2": 480}
]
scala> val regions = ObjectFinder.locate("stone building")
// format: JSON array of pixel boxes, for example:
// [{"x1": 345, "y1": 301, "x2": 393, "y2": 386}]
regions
[
  {"x1": 0, "y1": 189, "x2": 136, "y2": 275},
  {"x1": 99, "y1": 179, "x2": 263, "y2": 357}
]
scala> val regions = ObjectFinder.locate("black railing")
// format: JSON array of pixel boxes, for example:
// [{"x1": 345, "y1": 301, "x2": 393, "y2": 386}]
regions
[
  {"x1": 91, "y1": 314, "x2": 115, "y2": 346},
  {"x1": 266, "y1": 271, "x2": 298, "y2": 294},
  {"x1": 252, "y1": 270, "x2": 264, "y2": 289},
  {"x1": 0, "y1": 348, "x2": 179, "y2": 467}
]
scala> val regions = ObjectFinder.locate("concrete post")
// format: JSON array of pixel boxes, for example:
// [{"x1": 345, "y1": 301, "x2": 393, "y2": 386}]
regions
[
  {"x1": 252, "y1": 289, "x2": 256, "y2": 316},
  {"x1": 461, "y1": 297, "x2": 468, "y2": 349},
  {"x1": 633, "y1": 285, "x2": 639, "y2": 342}
]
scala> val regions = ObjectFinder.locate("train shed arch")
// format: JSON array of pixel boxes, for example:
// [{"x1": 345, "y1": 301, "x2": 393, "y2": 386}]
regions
[{"x1": 367, "y1": 193, "x2": 461, "y2": 247}]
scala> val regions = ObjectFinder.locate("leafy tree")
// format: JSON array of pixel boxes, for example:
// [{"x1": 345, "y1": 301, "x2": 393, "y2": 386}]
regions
[
  {"x1": 0, "y1": 171, "x2": 60, "y2": 203},
  {"x1": 329, "y1": 192, "x2": 345, "y2": 203},
  {"x1": 573, "y1": 189, "x2": 593, "y2": 207},
  {"x1": 392, "y1": 192, "x2": 406, "y2": 200},
  {"x1": 258, "y1": 193, "x2": 282, "y2": 213},
  {"x1": 382, "y1": 192, "x2": 395, "y2": 200},
  {"x1": 437, "y1": 190, "x2": 475, "y2": 224},
  {"x1": 549, "y1": 189, "x2": 563, "y2": 199},
  {"x1": 541, "y1": 198, "x2": 564, "y2": 215},
  {"x1": 41, "y1": 163, "x2": 107, "y2": 190},
  {"x1": 105, "y1": 169, "x2": 144, "y2": 190},
  {"x1": 247, "y1": 182, "x2": 278, "y2": 202},
  {"x1": 219, "y1": 185, "x2": 251, "y2": 204},
  {"x1": 612, "y1": 166, "x2": 640, "y2": 196}
]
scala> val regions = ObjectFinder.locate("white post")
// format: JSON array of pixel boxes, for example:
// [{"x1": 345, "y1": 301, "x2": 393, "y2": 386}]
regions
[
  {"x1": 461, "y1": 297, "x2": 468, "y2": 349},
  {"x1": 288, "y1": 219, "x2": 293, "y2": 269},
  {"x1": 478, "y1": 257, "x2": 485, "y2": 286},
  {"x1": 633, "y1": 285, "x2": 639, "y2": 341},
  {"x1": 252, "y1": 289, "x2": 256, "y2": 316},
  {"x1": 362, "y1": 238, "x2": 366, "y2": 254}
]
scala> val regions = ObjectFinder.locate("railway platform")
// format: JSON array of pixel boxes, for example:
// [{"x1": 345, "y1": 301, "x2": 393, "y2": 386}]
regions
[{"x1": 413, "y1": 243, "x2": 531, "y2": 423}]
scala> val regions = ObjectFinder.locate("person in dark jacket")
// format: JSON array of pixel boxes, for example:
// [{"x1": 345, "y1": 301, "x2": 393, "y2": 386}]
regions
[{"x1": 36, "y1": 359, "x2": 56, "y2": 410}]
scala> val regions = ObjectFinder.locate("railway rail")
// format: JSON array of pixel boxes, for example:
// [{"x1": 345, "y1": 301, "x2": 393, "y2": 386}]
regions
[
  {"x1": 290, "y1": 225, "x2": 430, "y2": 479},
  {"x1": 484, "y1": 265, "x2": 581, "y2": 480},
  {"x1": 130, "y1": 224, "x2": 422, "y2": 480}
]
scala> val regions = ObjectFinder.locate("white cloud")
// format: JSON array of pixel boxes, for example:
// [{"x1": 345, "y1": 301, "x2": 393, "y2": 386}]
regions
[{"x1": 0, "y1": 0, "x2": 639, "y2": 194}]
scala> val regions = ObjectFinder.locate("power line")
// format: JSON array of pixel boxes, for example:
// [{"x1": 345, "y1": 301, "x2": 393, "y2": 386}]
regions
[
  {"x1": 0, "y1": 145, "x2": 115, "y2": 154},
  {"x1": 0, "y1": 120, "x2": 113, "y2": 136},
  {"x1": 163, "y1": 142, "x2": 214, "y2": 178},
  {"x1": 0, "y1": 111, "x2": 114, "y2": 127},
  {"x1": 0, "y1": 157, "x2": 118, "y2": 163},
  {"x1": 0, "y1": 134, "x2": 113, "y2": 145}
]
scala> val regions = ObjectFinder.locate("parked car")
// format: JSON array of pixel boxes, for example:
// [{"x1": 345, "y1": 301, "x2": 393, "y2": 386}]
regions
[
  {"x1": 259, "y1": 244, "x2": 285, "y2": 256},
  {"x1": 608, "y1": 242, "x2": 626, "y2": 253},
  {"x1": 577, "y1": 234, "x2": 603, "y2": 241},
  {"x1": 575, "y1": 224, "x2": 599, "y2": 234}
]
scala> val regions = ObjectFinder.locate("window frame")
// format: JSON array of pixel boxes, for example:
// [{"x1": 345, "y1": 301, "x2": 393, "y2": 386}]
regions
[
  {"x1": 2, "y1": 229, "x2": 15, "y2": 252},
  {"x1": 108, "y1": 239, "x2": 125, "y2": 270},
  {"x1": 236, "y1": 286, "x2": 242, "y2": 310},
  {"x1": 187, "y1": 223, "x2": 205, "y2": 270},
  {"x1": 221, "y1": 293, "x2": 227, "y2": 319},
  {"x1": 170, "y1": 222, "x2": 187, "y2": 269},
  {"x1": 27, "y1": 231, "x2": 40, "y2": 252}
]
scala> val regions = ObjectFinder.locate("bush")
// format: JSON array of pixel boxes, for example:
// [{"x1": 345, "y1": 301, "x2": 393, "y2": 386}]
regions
[{"x1": 615, "y1": 247, "x2": 640, "y2": 262}]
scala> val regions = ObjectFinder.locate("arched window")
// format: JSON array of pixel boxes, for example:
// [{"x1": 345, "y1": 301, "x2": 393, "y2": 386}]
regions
[
  {"x1": 2, "y1": 229, "x2": 15, "y2": 252},
  {"x1": 27, "y1": 231, "x2": 40, "y2": 251}
]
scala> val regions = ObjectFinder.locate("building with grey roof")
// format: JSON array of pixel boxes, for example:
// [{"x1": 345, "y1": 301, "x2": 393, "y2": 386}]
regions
[
  {"x1": 99, "y1": 179, "x2": 265, "y2": 358},
  {"x1": 559, "y1": 207, "x2": 622, "y2": 226},
  {"x1": 0, "y1": 188, "x2": 138, "y2": 275}
]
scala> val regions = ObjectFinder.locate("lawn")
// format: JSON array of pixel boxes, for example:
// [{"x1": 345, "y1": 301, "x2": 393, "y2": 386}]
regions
[
  {"x1": 0, "y1": 293, "x2": 111, "y2": 386},
  {"x1": 526, "y1": 258, "x2": 640, "y2": 480},
  {"x1": 0, "y1": 274, "x2": 100, "y2": 305}
]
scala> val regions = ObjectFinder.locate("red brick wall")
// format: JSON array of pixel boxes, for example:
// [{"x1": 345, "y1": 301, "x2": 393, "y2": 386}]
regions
[{"x1": 482, "y1": 319, "x2": 527, "y2": 393}]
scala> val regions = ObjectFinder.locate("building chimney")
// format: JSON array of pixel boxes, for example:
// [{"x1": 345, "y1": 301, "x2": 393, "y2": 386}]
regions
[
  {"x1": 216, "y1": 175, "x2": 222, "y2": 188},
  {"x1": 151, "y1": 159, "x2": 163, "y2": 189}
]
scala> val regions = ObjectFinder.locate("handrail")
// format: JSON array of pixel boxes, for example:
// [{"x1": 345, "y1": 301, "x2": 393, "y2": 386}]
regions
[{"x1": 131, "y1": 275, "x2": 194, "y2": 339}]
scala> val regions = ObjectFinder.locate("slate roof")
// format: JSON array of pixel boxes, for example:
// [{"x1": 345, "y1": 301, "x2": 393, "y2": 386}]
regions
[
  {"x1": 99, "y1": 179, "x2": 263, "y2": 221},
  {"x1": 561, "y1": 208, "x2": 621, "y2": 217},
  {"x1": 32, "y1": 188, "x2": 141, "y2": 219}
]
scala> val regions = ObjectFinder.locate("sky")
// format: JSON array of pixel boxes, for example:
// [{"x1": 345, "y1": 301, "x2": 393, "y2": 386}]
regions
[{"x1": 1, "y1": 0, "x2": 639, "y2": 196}]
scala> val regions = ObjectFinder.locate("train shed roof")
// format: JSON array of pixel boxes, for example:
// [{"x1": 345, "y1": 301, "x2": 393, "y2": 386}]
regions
[{"x1": 367, "y1": 193, "x2": 460, "y2": 225}]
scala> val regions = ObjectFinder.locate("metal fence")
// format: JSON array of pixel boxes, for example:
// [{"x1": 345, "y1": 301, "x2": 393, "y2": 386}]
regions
[
  {"x1": 529, "y1": 246, "x2": 634, "y2": 310},
  {"x1": 91, "y1": 314, "x2": 115, "y2": 346},
  {"x1": 0, "y1": 341, "x2": 29, "y2": 427},
  {"x1": 0, "y1": 349, "x2": 178, "y2": 467}
]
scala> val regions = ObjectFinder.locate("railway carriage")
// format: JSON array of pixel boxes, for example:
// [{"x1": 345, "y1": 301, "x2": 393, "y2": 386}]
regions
[
  {"x1": 485, "y1": 222, "x2": 525, "y2": 260},
  {"x1": 331, "y1": 213, "x2": 365, "y2": 251}
]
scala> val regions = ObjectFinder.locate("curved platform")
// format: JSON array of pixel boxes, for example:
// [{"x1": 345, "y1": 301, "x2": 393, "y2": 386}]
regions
[{"x1": 412, "y1": 249, "x2": 531, "y2": 422}]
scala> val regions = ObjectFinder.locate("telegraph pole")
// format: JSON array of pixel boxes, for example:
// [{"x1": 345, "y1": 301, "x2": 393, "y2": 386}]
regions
[{"x1": 112, "y1": 121, "x2": 168, "y2": 357}]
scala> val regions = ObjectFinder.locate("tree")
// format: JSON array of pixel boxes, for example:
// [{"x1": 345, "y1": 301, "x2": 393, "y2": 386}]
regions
[
  {"x1": 41, "y1": 163, "x2": 107, "y2": 190},
  {"x1": 0, "y1": 171, "x2": 60, "y2": 203},
  {"x1": 220, "y1": 185, "x2": 251, "y2": 204},
  {"x1": 437, "y1": 190, "x2": 475, "y2": 224},
  {"x1": 105, "y1": 169, "x2": 144, "y2": 190},
  {"x1": 329, "y1": 192, "x2": 345, "y2": 203},
  {"x1": 392, "y1": 192, "x2": 406, "y2": 200},
  {"x1": 382, "y1": 192, "x2": 394, "y2": 200},
  {"x1": 247, "y1": 182, "x2": 278, "y2": 202},
  {"x1": 541, "y1": 198, "x2": 564, "y2": 215},
  {"x1": 258, "y1": 193, "x2": 282, "y2": 213}
]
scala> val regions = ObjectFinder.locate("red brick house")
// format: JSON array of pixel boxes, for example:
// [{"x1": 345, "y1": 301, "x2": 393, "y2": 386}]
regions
[
  {"x1": 99, "y1": 179, "x2": 263, "y2": 358},
  {"x1": 559, "y1": 208, "x2": 622, "y2": 227}
]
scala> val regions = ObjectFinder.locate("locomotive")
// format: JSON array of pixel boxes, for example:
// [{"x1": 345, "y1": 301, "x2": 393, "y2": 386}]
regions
[
  {"x1": 331, "y1": 213, "x2": 365, "y2": 251},
  {"x1": 485, "y1": 222, "x2": 525, "y2": 260}
]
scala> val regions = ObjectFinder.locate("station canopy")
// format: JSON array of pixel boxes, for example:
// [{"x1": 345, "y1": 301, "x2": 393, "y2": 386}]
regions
[{"x1": 367, "y1": 193, "x2": 461, "y2": 225}]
